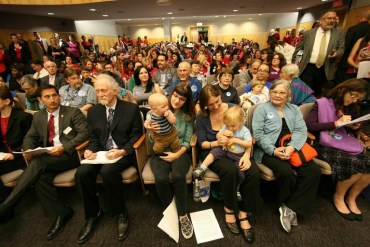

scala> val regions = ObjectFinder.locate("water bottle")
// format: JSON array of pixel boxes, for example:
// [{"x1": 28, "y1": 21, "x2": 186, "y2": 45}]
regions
[{"x1": 193, "y1": 179, "x2": 200, "y2": 202}]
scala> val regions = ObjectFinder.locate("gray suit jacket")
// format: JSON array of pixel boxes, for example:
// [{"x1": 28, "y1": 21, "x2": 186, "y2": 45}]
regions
[
  {"x1": 23, "y1": 105, "x2": 88, "y2": 155},
  {"x1": 32, "y1": 38, "x2": 50, "y2": 60},
  {"x1": 40, "y1": 73, "x2": 67, "y2": 90},
  {"x1": 292, "y1": 27, "x2": 345, "y2": 81}
]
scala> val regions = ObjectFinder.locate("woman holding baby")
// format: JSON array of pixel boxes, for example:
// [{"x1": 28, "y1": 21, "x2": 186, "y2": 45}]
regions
[
  {"x1": 195, "y1": 84, "x2": 261, "y2": 244},
  {"x1": 144, "y1": 82, "x2": 195, "y2": 240}
]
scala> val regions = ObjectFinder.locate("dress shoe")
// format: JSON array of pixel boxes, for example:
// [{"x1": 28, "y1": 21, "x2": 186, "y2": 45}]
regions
[
  {"x1": 333, "y1": 202, "x2": 355, "y2": 221},
  {"x1": 225, "y1": 210, "x2": 239, "y2": 234},
  {"x1": 240, "y1": 227, "x2": 255, "y2": 244},
  {"x1": 351, "y1": 212, "x2": 363, "y2": 221},
  {"x1": 77, "y1": 208, "x2": 103, "y2": 244},
  {"x1": 46, "y1": 207, "x2": 74, "y2": 240},
  {"x1": 117, "y1": 212, "x2": 129, "y2": 241},
  {"x1": 0, "y1": 204, "x2": 14, "y2": 224},
  {"x1": 238, "y1": 213, "x2": 255, "y2": 244}
]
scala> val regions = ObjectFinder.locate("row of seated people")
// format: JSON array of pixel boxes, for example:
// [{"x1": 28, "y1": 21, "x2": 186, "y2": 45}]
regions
[{"x1": 0, "y1": 67, "x2": 369, "y2": 244}]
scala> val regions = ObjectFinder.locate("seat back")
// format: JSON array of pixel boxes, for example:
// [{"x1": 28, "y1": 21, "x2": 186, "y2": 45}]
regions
[
  {"x1": 16, "y1": 92, "x2": 27, "y2": 109},
  {"x1": 299, "y1": 103, "x2": 314, "y2": 120}
]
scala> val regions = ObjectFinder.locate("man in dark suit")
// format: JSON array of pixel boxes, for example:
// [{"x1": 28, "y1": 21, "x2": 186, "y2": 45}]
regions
[
  {"x1": 292, "y1": 9, "x2": 345, "y2": 96},
  {"x1": 181, "y1": 32, "x2": 188, "y2": 44},
  {"x1": 152, "y1": 54, "x2": 178, "y2": 91},
  {"x1": 0, "y1": 85, "x2": 88, "y2": 240},
  {"x1": 40, "y1": 61, "x2": 67, "y2": 90},
  {"x1": 336, "y1": 9, "x2": 370, "y2": 83},
  {"x1": 75, "y1": 74, "x2": 142, "y2": 244}
]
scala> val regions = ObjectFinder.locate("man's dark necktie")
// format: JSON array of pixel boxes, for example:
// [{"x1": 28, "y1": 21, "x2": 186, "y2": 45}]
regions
[
  {"x1": 48, "y1": 114, "x2": 55, "y2": 146},
  {"x1": 105, "y1": 108, "x2": 114, "y2": 150}
]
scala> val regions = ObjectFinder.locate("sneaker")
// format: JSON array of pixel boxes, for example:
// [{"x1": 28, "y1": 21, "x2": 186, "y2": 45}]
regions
[
  {"x1": 279, "y1": 204, "x2": 295, "y2": 233},
  {"x1": 193, "y1": 179, "x2": 200, "y2": 202},
  {"x1": 192, "y1": 167, "x2": 206, "y2": 179},
  {"x1": 179, "y1": 216, "x2": 193, "y2": 239},
  {"x1": 291, "y1": 212, "x2": 298, "y2": 227}
]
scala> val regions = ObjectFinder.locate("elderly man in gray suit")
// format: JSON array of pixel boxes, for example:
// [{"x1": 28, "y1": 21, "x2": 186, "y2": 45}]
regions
[
  {"x1": 152, "y1": 54, "x2": 178, "y2": 91},
  {"x1": 40, "y1": 61, "x2": 67, "y2": 90},
  {"x1": 292, "y1": 9, "x2": 345, "y2": 97},
  {"x1": 0, "y1": 85, "x2": 88, "y2": 240}
]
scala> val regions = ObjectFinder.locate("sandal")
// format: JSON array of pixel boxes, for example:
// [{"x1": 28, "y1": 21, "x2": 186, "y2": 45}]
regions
[
  {"x1": 225, "y1": 210, "x2": 239, "y2": 234},
  {"x1": 239, "y1": 213, "x2": 255, "y2": 244}
]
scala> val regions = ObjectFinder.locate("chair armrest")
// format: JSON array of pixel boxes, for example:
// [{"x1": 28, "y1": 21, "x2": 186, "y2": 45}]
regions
[
  {"x1": 75, "y1": 140, "x2": 89, "y2": 151},
  {"x1": 307, "y1": 132, "x2": 316, "y2": 145},
  {"x1": 134, "y1": 134, "x2": 148, "y2": 173},
  {"x1": 190, "y1": 133, "x2": 197, "y2": 147},
  {"x1": 133, "y1": 134, "x2": 146, "y2": 149},
  {"x1": 191, "y1": 134, "x2": 198, "y2": 168}
]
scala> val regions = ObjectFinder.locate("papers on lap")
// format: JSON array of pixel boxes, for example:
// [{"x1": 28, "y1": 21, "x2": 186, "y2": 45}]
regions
[
  {"x1": 12, "y1": 147, "x2": 53, "y2": 155},
  {"x1": 336, "y1": 113, "x2": 370, "y2": 128},
  {"x1": 80, "y1": 151, "x2": 123, "y2": 164},
  {"x1": 0, "y1": 152, "x2": 8, "y2": 161}
]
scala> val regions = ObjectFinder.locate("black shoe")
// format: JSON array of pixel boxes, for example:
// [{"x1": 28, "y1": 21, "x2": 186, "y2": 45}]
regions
[
  {"x1": 46, "y1": 207, "x2": 74, "y2": 240},
  {"x1": 117, "y1": 212, "x2": 129, "y2": 241},
  {"x1": 351, "y1": 211, "x2": 363, "y2": 221},
  {"x1": 225, "y1": 210, "x2": 239, "y2": 234},
  {"x1": 239, "y1": 214, "x2": 255, "y2": 244},
  {"x1": 77, "y1": 209, "x2": 103, "y2": 244},
  {"x1": 334, "y1": 205, "x2": 355, "y2": 221},
  {"x1": 0, "y1": 204, "x2": 14, "y2": 224}
]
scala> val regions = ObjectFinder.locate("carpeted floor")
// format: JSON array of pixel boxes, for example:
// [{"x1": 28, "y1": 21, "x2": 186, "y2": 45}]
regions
[{"x1": 0, "y1": 176, "x2": 369, "y2": 247}]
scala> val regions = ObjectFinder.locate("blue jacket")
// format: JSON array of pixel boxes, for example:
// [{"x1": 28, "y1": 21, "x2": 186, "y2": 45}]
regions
[
  {"x1": 166, "y1": 77, "x2": 202, "y2": 102},
  {"x1": 252, "y1": 101, "x2": 307, "y2": 162}
]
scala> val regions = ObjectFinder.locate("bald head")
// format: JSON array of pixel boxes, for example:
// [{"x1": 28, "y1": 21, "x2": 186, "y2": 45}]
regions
[{"x1": 177, "y1": 62, "x2": 191, "y2": 82}]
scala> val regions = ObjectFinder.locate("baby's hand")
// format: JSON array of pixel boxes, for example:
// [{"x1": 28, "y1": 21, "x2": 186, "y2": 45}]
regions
[
  {"x1": 223, "y1": 130, "x2": 233, "y2": 137},
  {"x1": 164, "y1": 110, "x2": 169, "y2": 117}
]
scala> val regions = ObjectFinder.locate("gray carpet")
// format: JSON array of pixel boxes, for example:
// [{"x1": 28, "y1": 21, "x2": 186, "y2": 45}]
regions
[{"x1": 0, "y1": 177, "x2": 369, "y2": 247}]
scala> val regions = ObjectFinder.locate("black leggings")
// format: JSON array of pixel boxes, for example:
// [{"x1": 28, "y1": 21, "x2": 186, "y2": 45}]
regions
[{"x1": 200, "y1": 150, "x2": 262, "y2": 214}]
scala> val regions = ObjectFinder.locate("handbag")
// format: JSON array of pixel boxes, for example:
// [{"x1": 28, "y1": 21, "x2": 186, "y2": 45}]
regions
[
  {"x1": 319, "y1": 128, "x2": 364, "y2": 155},
  {"x1": 317, "y1": 98, "x2": 364, "y2": 155},
  {"x1": 279, "y1": 134, "x2": 318, "y2": 167}
]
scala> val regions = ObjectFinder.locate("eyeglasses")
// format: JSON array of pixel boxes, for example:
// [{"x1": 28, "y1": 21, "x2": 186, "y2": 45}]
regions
[
  {"x1": 270, "y1": 90, "x2": 287, "y2": 96},
  {"x1": 349, "y1": 91, "x2": 365, "y2": 101},
  {"x1": 257, "y1": 69, "x2": 269, "y2": 73},
  {"x1": 173, "y1": 92, "x2": 186, "y2": 102}
]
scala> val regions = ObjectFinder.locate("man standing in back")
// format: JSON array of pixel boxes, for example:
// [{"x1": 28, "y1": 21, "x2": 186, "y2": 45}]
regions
[{"x1": 292, "y1": 9, "x2": 345, "y2": 96}]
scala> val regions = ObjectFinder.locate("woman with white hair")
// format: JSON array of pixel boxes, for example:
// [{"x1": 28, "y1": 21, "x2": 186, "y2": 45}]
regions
[{"x1": 279, "y1": 64, "x2": 315, "y2": 106}]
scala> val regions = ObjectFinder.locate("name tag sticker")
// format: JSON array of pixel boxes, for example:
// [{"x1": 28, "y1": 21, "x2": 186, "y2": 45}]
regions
[
  {"x1": 63, "y1": 126, "x2": 72, "y2": 135},
  {"x1": 267, "y1": 112, "x2": 274, "y2": 119}
]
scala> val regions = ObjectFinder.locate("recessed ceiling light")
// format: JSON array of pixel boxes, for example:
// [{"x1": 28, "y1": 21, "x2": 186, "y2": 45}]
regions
[
  {"x1": 258, "y1": 14, "x2": 262, "y2": 16},
  {"x1": 162, "y1": 17, "x2": 165, "y2": 20},
  {"x1": 167, "y1": 12, "x2": 173, "y2": 15},
  {"x1": 322, "y1": 0, "x2": 327, "y2": 1},
  {"x1": 297, "y1": 7, "x2": 303, "y2": 10},
  {"x1": 48, "y1": 13, "x2": 54, "y2": 15},
  {"x1": 215, "y1": 16, "x2": 219, "y2": 18},
  {"x1": 249, "y1": 17, "x2": 252, "y2": 20},
  {"x1": 223, "y1": 15, "x2": 226, "y2": 18},
  {"x1": 233, "y1": 9, "x2": 238, "y2": 12},
  {"x1": 102, "y1": 14, "x2": 108, "y2": 17},
  {"x1": 127, "y1": 19, "x2": 131, "y2": 21},
  {"x1": 171, "y1": 17, "x2": 175, "y2": 19},
  {"x1": 89, "y1": 8, "x2": 96, "y2": 12}
]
